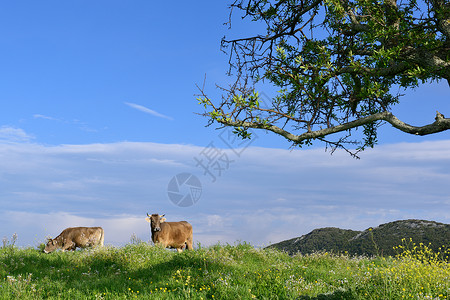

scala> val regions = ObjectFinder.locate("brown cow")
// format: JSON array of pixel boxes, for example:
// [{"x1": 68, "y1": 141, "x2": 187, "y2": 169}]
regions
[
  {"x1": 44, "y1": 227, "x2": 104, "y2": 253},
  {"x1": 145, "y1": 213, "x2": 193, "y2": 252}
]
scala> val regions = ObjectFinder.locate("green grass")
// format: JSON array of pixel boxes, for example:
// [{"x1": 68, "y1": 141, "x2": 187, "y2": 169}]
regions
[{"x1": 0, "y1": 241, "x2": 449, "y2": 299}]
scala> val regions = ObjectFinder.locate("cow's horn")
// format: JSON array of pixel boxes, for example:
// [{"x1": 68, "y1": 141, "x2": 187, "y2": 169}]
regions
[
  {"x1": 147, "y1": 213, "x2": 151, "y2": 217},
  {"x1": 160, "y1": 214, "x2": 165, "y2": 218}
]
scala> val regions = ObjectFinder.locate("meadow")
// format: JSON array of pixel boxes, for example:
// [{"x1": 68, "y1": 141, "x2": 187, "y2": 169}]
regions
[{"x1": 0, "y1": 238, "x2": 448, "y2": 299}]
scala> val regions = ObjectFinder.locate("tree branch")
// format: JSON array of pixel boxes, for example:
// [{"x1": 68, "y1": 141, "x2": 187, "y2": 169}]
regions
[
  {"x1": 215, "y1": 111, "x2": 450, "y2": 144},
  {"x1": 201, "y1": 0, "x2": 450, "y2": 156}
]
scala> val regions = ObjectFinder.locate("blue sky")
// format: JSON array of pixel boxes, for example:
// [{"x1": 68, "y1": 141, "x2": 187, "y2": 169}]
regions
[{"x1": 0, "y1": 1, "x2": 449, "y2": 248}]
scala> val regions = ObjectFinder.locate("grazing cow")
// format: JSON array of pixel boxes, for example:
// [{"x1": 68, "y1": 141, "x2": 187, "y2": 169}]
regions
[
  {"x1": 44, "y1": 227, "x2": 104, "y2": 253},
  {"x1": 145, "y1": 213, "x2": 193, "y2": 252}
]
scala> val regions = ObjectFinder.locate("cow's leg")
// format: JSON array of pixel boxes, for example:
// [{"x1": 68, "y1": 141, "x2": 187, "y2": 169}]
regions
[
  {"x1": 174, "y1": 243, "x2": 186, "y2": 253},
  {"x1": 154, "y1": 241, "x2": 167, "y2": 250},
  {"x1": 61, "y1": 242, "x2": 75, "y2": 252}
]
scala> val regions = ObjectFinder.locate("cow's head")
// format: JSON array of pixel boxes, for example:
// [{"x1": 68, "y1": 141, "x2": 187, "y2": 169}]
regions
[
  {"x1": 145, "y1": 213, "x2": 166, "y2": 232},
  {"x1": 43, "y1": 238, "x2": 58, "y2": 253}
]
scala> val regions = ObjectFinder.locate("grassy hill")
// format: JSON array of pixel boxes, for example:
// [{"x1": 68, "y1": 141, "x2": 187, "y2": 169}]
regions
[
  {"x1": 268, "y1": 219, "x2": 450, "y2": 257},
  {"x1": 1, "y1": 238, "x2": 449, "y2": 299}
]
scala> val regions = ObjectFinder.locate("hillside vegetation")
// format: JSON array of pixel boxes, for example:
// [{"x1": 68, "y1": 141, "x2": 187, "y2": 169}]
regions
[
  {"x1": 268, "y1": 219, "x2": 450, "y2": 257},
  {"x1": 1, "y1": 239, "x2": 449, "y2": 299}
]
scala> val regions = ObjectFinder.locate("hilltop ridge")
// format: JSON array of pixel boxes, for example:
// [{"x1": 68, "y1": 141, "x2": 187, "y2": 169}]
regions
[{"x1": 268, "y1": 219, "x2": 450, "y2": 256}]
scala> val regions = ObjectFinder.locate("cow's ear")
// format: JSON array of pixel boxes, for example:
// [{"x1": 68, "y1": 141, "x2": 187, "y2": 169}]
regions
[
  {"x1": 160, "y1": 217, "x2": 166, "y2": 223},
  {"x1": 145, "y1": 217, "x2": 151, "y2": 223}
]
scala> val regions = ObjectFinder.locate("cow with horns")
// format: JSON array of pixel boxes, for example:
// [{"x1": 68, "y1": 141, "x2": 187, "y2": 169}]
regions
[{"x1": 145, "y1": 213, "x2": 193, "y2": 252}]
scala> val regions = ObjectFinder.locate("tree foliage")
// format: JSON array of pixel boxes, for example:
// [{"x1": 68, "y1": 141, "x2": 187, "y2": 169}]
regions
[{"x1": 198, "y1": 0, "x2": 450, "y2": 156}]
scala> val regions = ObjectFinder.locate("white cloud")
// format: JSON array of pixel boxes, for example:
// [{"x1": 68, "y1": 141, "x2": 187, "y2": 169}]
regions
[
  {"x1": 33, "y1": 114, "x2": 59, "y2": 121},
  {"x1": 124, "y1": 102, "x2": 173, "y2": 120},
  {"x1": 0, "y1": 139, "x2": 449, "y2": 248},
  {"x1": 206, "y1": 214, "x2": 224, "y2": 227},
  {"x1": 0, "y1": 126, "x2": 34, "y2": 142},
  {"x1": 32, "y1": 114, "x2": 100, "y2": 134}
]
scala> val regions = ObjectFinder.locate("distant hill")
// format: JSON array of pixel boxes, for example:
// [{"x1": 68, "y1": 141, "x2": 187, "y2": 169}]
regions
[{"x1": 268, "y1": 219, "x2": 450, "y2": 257}]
